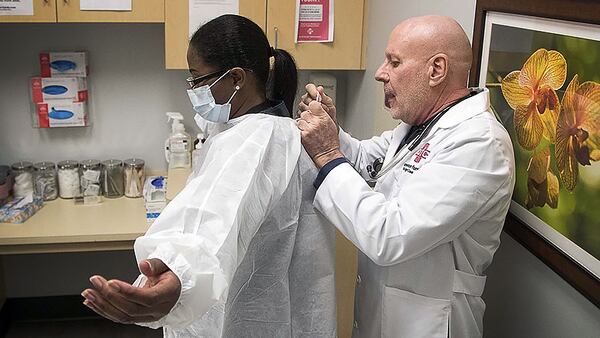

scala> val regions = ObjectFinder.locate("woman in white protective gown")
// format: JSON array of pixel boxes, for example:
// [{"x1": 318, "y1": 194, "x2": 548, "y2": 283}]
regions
[{"x1": 82, "y1": 14, "x2": 336, "y2": 338}]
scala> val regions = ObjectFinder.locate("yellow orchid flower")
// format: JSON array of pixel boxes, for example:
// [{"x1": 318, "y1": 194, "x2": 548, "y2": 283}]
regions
[
  {"x1": 525, "y1": 148, "x2": 559, "y2": 209},
  {"x1": 501, "y1": 49, "x2": 567, "y2": 150},
  {"x1": 555, "y1": 75, "x2": 600, "y2": 191}
]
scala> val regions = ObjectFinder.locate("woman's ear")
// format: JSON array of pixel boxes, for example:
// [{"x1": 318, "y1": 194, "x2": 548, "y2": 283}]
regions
[{"x1": 229, "y1": 67, "x2": 247, "y2": 89}]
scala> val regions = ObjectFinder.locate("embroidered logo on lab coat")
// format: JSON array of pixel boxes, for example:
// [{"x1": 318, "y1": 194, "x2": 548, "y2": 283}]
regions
[
  {"x1": 413, "y1": 143, "x2": 431, "y2": 163},
  {"x1": 402, "y1": 143, "x2": 431, "y2": 174}
]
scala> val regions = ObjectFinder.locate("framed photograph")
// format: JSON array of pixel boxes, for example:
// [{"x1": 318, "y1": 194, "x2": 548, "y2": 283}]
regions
[{"x1": 470, "y1": 0, "x2": 600, "y2": 306}]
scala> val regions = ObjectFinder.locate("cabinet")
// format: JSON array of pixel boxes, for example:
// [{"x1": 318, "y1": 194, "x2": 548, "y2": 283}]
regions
[
  {"x1": 267, "y1": 0, "x2": 366, "y2": 70},
  {"x1": 165, "y1": 0, "x2": 366, "y2": 70},
  {"x1": 0, "y1": 0, "x2": 164, "y2": 23},
  {"x1": 57, "y1": 0, "x2": 164, "y2": 23},
  {"x1": 165, "y1": 0, "x2": 267, "y2": 69},
  {"x1": 0, "y1": 0, "x2": 56, "y2": 23}
]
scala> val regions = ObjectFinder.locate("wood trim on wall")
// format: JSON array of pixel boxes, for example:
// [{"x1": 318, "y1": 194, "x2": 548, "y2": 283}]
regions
[{"x1": 470, "y1": 0, "x2": 600, "y2": 89}]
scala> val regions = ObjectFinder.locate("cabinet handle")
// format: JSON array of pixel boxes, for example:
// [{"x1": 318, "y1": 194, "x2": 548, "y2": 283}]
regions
[{"x1": 273, "y1": 27, "x2": 279, "y2": 49}]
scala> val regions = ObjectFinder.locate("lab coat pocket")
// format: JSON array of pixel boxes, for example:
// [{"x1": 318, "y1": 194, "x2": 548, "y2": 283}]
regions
[{"x1": 382, "y1": 286, "x2": 451, "y2": 338}]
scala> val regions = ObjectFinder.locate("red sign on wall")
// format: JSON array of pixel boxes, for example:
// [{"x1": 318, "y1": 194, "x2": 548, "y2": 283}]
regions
[{"x1": 295, "y1": 0, "x2": 334, "y2": 43}]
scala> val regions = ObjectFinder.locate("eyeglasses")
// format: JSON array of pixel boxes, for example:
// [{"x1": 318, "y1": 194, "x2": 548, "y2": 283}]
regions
[{"x1": 186, "y1": 70, "x2": 227, "y2": 89}]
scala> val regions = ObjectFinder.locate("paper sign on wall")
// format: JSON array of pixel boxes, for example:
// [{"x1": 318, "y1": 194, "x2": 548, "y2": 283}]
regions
[
  {"x1": 0, "y1": 0, "x2": 33, "y2": 16},
  {"x1": 295, "y1": 0, "x2": 334, "y2": 43},
  {"x1": 80, "y1": 0, "x2": 132, "y2": 11},
  {"x1": 189, "y1": 0, "x2": 239, "y2": 38}
]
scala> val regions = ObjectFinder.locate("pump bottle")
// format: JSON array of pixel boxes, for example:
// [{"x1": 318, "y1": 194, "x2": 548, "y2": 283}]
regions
[
  {"x1": 165, "y1": 112, "x2": 191, "y2": 169},
  {"x1": 191, "y1": 132, "x2": 206, "y2": 172}
]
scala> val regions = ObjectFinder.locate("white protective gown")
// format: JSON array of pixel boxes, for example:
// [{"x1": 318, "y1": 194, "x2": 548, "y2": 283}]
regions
[
  {"x1": 134, "y1": 102, "x2": 336, "y2": 337},
  {"x1": 314, "y1": 89, "x2": 515, "y2": 338}
]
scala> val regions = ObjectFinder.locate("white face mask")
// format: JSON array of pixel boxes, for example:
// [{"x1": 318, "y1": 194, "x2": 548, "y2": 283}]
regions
[{"x1": 187, "y1": 70, "x2": 239, "y2": 123}]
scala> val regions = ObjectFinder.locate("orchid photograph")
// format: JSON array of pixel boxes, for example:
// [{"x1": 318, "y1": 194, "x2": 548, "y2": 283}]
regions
[{"x1": 483, "y1": 19, "x2": 600, "y2": 262}]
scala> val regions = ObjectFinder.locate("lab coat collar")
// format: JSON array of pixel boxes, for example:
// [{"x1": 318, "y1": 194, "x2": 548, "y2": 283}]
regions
[
  {"x1": 382, "y1": 123, "x2": 412, "y2": 168},
  {"x1": 435, "y1": 88, "x2": 490, "y2": 129}
]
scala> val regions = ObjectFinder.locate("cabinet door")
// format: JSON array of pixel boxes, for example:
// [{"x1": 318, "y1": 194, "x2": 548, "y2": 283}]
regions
[
  {"x1": 0, "y1": 0, "x2": 56, "y2": 23},
  {"x1": 266, "y1": 0, "x2": 366, "y2": 70},
  {"x1": 57, "y1": 0, "x2": 164, "y2": 23},
  {"x1": 165, "y1": 0, "x2": 267, "y2": 70}
]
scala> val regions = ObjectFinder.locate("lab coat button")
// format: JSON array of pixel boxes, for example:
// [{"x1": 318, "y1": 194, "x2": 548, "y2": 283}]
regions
[{"x1": 356, "y1": 274, "x2": 362, "y2": 285}]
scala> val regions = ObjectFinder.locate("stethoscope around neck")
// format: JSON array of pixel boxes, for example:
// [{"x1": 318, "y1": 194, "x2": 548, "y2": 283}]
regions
[
  {"x1": 365, "y1": 112, "x2": 441, "y2": 184},
  {"x1": 365, "y1": 89, "x2": 479, "y2": 185}
]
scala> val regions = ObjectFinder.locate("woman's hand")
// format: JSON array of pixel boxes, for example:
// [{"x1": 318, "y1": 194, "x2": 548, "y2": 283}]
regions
[{"x1": 82, "y1": 258, "x2": 181, "y2": 324}]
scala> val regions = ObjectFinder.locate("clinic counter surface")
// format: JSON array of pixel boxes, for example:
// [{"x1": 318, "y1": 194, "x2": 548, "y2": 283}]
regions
[
  {"x1": 0, "y1": 197, "x2": 148, "y2": 254},
  {"x1": 0, "y1": 168, "x2": 189, "y2": 255}
]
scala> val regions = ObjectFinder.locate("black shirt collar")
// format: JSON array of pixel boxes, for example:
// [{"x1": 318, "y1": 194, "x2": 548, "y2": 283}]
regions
[{"x1": 246, "y1": 100, "x2": 290, "y2": 118}]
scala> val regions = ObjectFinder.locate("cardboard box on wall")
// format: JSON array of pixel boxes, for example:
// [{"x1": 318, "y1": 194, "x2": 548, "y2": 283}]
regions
[
  {"x1": 40, "y1": 52, "x2": 88, "y2": 78},
  {"x1": 36, "y1": 100, "x2": 88, "y2": 128},
  {"x1": 31, "y1": 77, "x2": 88, "y2": 103}
]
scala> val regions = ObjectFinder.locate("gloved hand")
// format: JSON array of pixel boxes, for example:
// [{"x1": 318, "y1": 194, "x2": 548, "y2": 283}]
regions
[
  {"x1": 82, "y1": 258, "x2": 181, "y2": 324},
  {"x1": 297, "y1": 101, "x2": 344, "y2": 169}
]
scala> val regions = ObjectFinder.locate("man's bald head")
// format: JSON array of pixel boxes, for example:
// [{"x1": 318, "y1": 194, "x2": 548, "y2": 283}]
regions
[
  {"x1": 392, "y1": 15, "x2": 472, "y2": 87},
  {"x1": 375, "y1": 15, "x2": 473, "y2": 124}
]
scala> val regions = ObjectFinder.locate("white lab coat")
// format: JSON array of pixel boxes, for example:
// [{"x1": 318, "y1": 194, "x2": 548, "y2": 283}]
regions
[
  {"x1": 314, "y1": 89, "x2": 515, "y2": 338},
  {"x1": 134, "y1": 105, "x2": 336, "y2": 337}
]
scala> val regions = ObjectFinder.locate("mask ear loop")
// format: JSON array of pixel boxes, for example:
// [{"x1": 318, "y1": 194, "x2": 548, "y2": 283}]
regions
[
  {"x1": 226, "y1": 85, "x2": 241, "y2": 104},
  {"x1": 208, "y1": 69, "x2": 231, "y2": 89}
]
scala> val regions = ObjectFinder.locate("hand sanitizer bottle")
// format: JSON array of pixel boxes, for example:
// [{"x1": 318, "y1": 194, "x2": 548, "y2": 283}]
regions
[{"x1": 165, "y1": 112, "x2": 191, "y2": 169}]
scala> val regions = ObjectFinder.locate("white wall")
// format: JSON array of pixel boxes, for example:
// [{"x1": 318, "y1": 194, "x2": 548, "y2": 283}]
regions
[
  {"x1": 484, "y1": 232, "x2": 600, "y2": 338},
  {"x1": 342, "y1": 0, "x2": 600, "y2": 337},
  {"x1": 0, "y1": 23, "x2": 191, "y2": 172}
]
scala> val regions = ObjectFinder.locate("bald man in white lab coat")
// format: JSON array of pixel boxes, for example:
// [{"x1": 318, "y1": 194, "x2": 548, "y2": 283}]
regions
[{"x1": 298, "y1": 15, "x2": 515, "y2": 338}]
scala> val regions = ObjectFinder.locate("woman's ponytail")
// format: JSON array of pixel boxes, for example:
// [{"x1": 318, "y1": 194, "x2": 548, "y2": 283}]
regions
[{"x1": 268, "y1": 48, "x2": 298, "y2": 116}]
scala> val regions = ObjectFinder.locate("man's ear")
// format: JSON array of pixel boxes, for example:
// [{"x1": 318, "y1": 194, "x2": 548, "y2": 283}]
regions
[
  {"x1": 228, "y1": 67, "x2": 247, "y2": 89},
  {"x1": 428, "y1": 53, "x2": 448, "y2": 87}
]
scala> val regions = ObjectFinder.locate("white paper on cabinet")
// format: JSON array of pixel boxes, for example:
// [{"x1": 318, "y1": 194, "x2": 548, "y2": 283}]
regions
[
  {"x1": 0, "y1": 0, "x2": 33, "y2": 16},
  {"x1": 80, "y1": 0, "x2": 132, "y2": 11},
  {"x1": 189, "y1": 0, "x2": 239, "y2": 38}
]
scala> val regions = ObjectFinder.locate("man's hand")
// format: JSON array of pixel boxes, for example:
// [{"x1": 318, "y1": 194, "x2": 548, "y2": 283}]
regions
[
  {"x1": 298, "y1": 101, "x2": 344, "y2": 169},
  {"x1": 81, "y1": 258, "x2": 181, "y2": 324},
  {"x1": 299, "y1": 84, "x2": 337, "y2": 124}
]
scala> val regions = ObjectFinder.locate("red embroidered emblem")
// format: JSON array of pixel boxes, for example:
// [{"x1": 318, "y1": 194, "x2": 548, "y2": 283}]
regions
[{"x1": 413, "y1": 143, "x2": 430, "y2": 163}]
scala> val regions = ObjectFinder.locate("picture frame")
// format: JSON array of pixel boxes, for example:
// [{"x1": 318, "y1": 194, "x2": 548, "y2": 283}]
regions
[{"x1": 470, "y1": 0, "x2": 600, "y2": 307}]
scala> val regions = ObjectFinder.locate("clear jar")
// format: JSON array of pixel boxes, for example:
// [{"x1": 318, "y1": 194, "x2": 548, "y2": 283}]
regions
[
  {"x1": 80, "y1": 160, "x2": 102, "y2": 197},
  {"x1": 33, "y1": 161, "x2": 58, "y2": 201},
  {"x1": 102, "y1": 159, "x2": 124, "y2": 198},
  {"x1": 11, "y1": 161, "x2": 34, "y2": 198},
  {"x1": 124, "y1": 158, "x2": 145, "y2": 198},
  {"x1": 57, "y1": 160, "x2": 80, "y2": 199}
]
